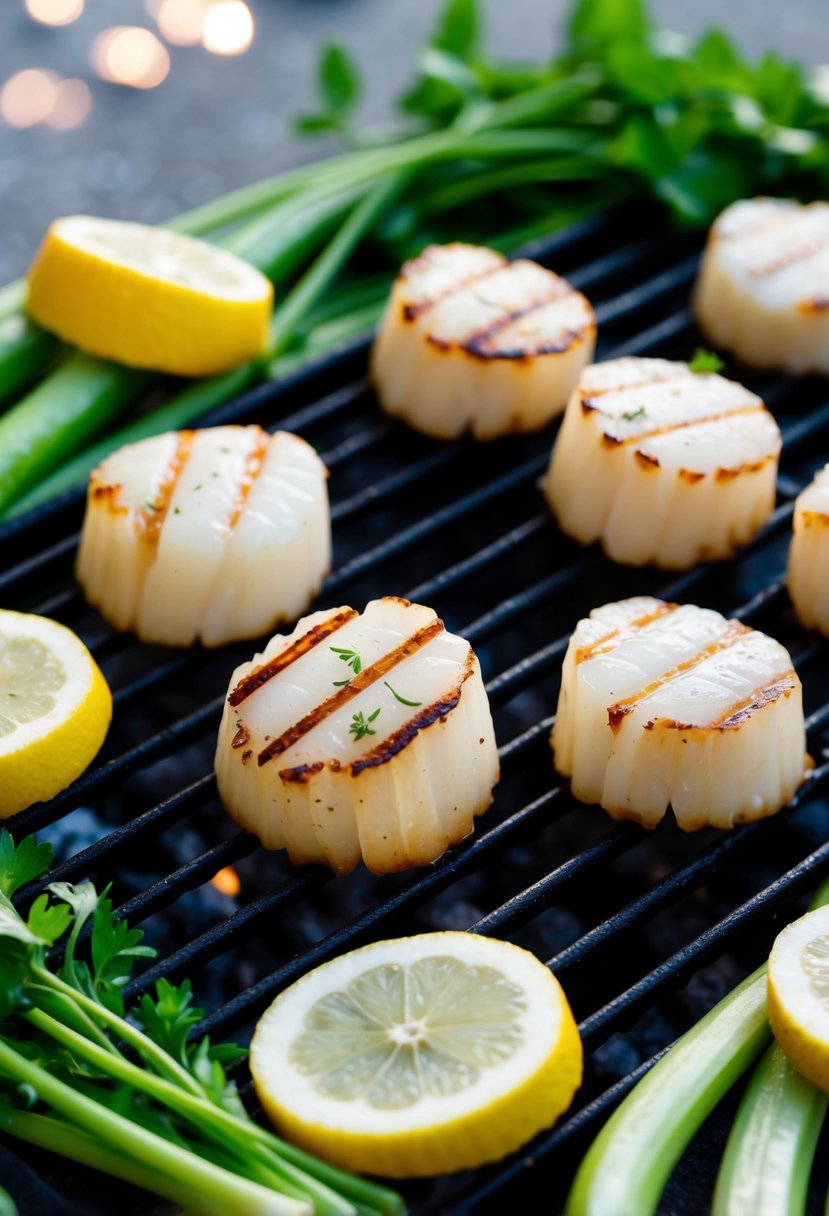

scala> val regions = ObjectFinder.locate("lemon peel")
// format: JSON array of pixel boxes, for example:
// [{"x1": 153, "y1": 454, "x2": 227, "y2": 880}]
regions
[
  {"x1": 26, "y1": 215, "x2": 272, "y2": 377},
  {"x1": 768, "y1": 904, "x2": 829, "y2": 1093}
]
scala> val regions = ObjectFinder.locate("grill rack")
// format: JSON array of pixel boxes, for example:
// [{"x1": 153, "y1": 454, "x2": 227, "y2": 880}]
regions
[{"x1": 3, "y1": 201, "x2": 829, "y2": 1215}]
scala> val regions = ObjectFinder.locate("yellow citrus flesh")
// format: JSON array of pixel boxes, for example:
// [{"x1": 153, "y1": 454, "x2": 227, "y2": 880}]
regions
[
  {"x1": 0, "y1": 609, "x2": 112, "y2": 817},
  {"x1": 250, "y1": 931, "x2": 583, "y2": 1178},
  {"x1": 768, "y1": 904, "x2": 829, "y2": 1092},
  {"x1": 26, "y1": 215, "x2": 273, "y2": 376}
]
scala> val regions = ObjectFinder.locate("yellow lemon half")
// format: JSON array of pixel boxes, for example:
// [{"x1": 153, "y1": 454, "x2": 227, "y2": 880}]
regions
[
  {"x1": 250, "y1": 931, "x2": 582, "y2": 1178},
  {"x1": 0, "y1": 609, "x2": 112, "y2": 817},
  {"x1": 768, "y1": 904, "x2": 829, "y2": 1093},
  {"x1": 26, "y1": 215, "x2": 273, "y2": 377}
]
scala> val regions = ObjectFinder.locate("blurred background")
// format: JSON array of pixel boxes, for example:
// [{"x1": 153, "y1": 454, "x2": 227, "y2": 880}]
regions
[{"x1": 0, "y1": 0, "x2": 825, "y2": 284}]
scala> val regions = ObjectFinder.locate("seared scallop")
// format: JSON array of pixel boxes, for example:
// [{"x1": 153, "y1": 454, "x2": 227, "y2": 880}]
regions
[
  {"x1": 694, "y1": 197, "x2": 829, "y2": 374},
  {"x1": 788, "y1": 463, "x2": 829, "y2": 634},
  {"x1": 370, "y1": 242, "x2": 596, "y2": 440},
  {"x1": 76, "y1": 425, "x2": 330, "y2": 647},
  {"x1": 215, "y1": 597, "x2": 500, "y2": 875},
  {"x1": 552, "y1": 597, "x2": 806, "y2": 830},
  {"x1": 542, "y1": 357, "x2": 781, "y2": 569}
]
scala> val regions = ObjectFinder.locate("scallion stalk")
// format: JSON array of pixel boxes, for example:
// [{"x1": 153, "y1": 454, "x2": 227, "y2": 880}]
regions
[
  {"x1": 566, "y1": 969, "x2": 772, "y2": 1216},
  {"x1": 711, "y1": 1044, "x2": 827, "y2": 1216},
  {"x1": 710, "y1": 878, "x2": 829, "y2": 1216}
]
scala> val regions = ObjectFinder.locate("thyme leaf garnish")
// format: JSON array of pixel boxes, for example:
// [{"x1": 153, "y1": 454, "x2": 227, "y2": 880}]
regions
[
  {"x1": 349, "y1": 708, "x2": 380, "y2": 740},
  {"x1": 384, "y1": 680, "x2": 422, "y2": 707}
]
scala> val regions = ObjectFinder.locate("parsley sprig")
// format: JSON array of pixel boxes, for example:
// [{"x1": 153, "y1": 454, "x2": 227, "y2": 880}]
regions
[
  {"x1": 0, "y1": 831, "x2": 405, "y2": 1216},
  {"x1": 688, "y1": 348, "x2": 725, "y2": 374}
]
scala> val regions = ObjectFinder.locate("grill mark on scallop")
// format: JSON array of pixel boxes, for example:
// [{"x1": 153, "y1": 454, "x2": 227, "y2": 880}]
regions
[
  {"x1": 400, "y1": 252, "x2": 505, "y2": 322},
  {"x1": 257, "y1": 618, "x2": 446, "y2": 766},
  {"x1": 135, "y1": 429, "x2": 195, "y2": 544},
  {"x1": 709, "y1": 670, "x2": 798, "y2": 729},
  {"x1": 605, "y1": 621, "x2": 751, "y2": 732},
  {"x1": 227, "y1": 425, "x2": 270, "y2": 531},
  {"x1": 575, "y1": 601, "x2": 679, "y2": 665},
  {"x1": 229, "y1": 609, "x2": 359, "y2": 706}
]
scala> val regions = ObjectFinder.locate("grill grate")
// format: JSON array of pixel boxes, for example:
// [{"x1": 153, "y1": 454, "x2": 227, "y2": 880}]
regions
[{"x1": 3, "y1": 200, "x2": 829, "y2": 1215}]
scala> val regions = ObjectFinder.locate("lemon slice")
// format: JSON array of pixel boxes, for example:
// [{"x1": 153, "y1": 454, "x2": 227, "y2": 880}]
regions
[
  {"x1": 0, "y1": 609, "x2": 112, "y2": 817},
  {"x1": 768, "y1": 904, "x2": 829, "y2": 1092},
  {"x1": 250, "y1": 931, "x2": 583, "y2": 1178},
  {"x1": 26, "y1": 216, "x2": 273, "y2": 376}
]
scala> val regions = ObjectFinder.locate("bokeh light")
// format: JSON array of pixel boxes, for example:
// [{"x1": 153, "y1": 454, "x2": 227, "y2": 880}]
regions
[
  {"x1": 155, "y1": 0, "x2": 208, "y2": 47},
  {"x1": 46, "y1": 78, "x2": 92, "y2": 130},
  {"x1": 24, "y1": 0, "x2": 84, "y2": 26},
  {"x1": 202, "y1": 1, "x2": 254, "y2": 57},
  {"x1": 92, "y1": 27, "x2": 171, "y2": 90},
  {"x1": 1, "y1": 68, "x2": 59, "y2": 128}
]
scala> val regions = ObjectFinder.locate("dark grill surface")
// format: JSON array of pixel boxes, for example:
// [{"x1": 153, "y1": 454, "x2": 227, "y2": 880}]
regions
[{"x1": 3, "y1": 202, "x2": 829, "y2": 1216}]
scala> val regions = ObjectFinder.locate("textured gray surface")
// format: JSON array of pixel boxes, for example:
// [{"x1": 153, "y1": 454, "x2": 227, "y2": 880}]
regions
[{"x1": 0, "y1": 0, "x2": 826, "y2": 282}]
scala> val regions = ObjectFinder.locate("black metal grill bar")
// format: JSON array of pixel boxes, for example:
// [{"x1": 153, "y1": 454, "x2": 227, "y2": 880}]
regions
[
  {"x1": 578, "y1": 763, "x2": 829, "y2": 1050},
  {"x1": 117, "y1": 830, "x2": 257, "y2": 925}
]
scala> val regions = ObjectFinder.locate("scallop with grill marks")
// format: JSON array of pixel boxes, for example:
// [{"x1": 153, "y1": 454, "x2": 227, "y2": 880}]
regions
[
  {"x1": 76, "y1": 425, "x2": 330, "y2": 647},
  {"x1": 370, "y1": 242, "x2": 596, "y2": 440},
  {"x1": 542, "y1": 357, "x2": 781, "y2": 569},
  {"x1": 788, "y1": 463, "x2": 829, "y2": 635},
  {"x1": 694, "y1": 197, "x2": 829, "y2": 374},
  {"x1": 215, "y1": 597, "x2": 500, "y2": 874},
  {"x1": 552, "y1": 596, "x2": 806, "y2": 831}
]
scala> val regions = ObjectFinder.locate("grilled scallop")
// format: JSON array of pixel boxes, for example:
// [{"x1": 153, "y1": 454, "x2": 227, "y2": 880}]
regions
[
  {"x1": 552, "y1": 597, "x2": 806, "y2": 831},
  {"x1": 76, "y1": 425, "x2": 330, "y2": 648},
  {"x1": 370, "y1": 242, "x2": 596, "y2": 440},
  {"x1": 788, "y1": 463, "x2": 829, "y2": 634},
  {"x1": 215, "y1": 597, "x2": 500, "y2": 875},
  {"x1": 542, "y1": 357, "x2": 781, "y2": 569},
  {"x1": 694, "y1": 197, "x2": 829, "y2": 374}
]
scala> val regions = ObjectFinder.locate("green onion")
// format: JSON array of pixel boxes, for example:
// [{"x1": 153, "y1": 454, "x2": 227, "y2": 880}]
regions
[
  {"x1": 567, "y1": 883, "x2": 829, "y2": 1216},
  {"x1": 711, "y1": 1044, "x2": 827, "y2": 1216},
  {"x1": 710, "y1": 878, "x2": 829, "y2": 1216},
  {"x1": 566, "y1": 969, "x2": 771, "y2": 1216}
]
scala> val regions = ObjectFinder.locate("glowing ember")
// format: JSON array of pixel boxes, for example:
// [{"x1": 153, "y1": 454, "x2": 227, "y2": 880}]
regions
[
  {"x1": 211, "y1": 866, "x2": 241, "y2": 898},
  {"x1": 24, "y1": 0, "x2": 84, "y2": 26},
  {"x1": 1, "y1": 69, "x2": 59, "y2": 128},
  {"x1": 92, "y1": 27, "x2": 171, "y2": 90},
  {"x1": 155, "y1": 0, "x2": 208, "y2": 46},
  {"x1": 46, "y1": 78, "x2": 92, "y2": 130},
  {"x1": 202, "y1": 0, "x2": 254, "y2": 56}
]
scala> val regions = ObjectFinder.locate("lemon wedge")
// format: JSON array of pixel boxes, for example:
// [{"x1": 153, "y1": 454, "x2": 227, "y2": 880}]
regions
[
  {"x1": 250, "y1": 931, "x2": 582, "y2": 1178},
  {"x1": 0, "y1": 609, "x2": 112, "y2": 817},
  {"x1": 26, "y1": 216, "x2": 273, "y2": 377},
  {"x1": 768, "y1": 904, "x2": 829, "y2": 1092}
]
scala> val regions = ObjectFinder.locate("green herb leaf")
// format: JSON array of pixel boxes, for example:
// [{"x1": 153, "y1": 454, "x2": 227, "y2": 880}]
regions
[
  {"x1": 26, "y1": 894, "x2": 71, "y2": 948},
  {"x1": 622, "y1": 406, "x2": 646, "y2": 422},
  {"x1": 0, "y1": 833, "x2": 53, "y2": 899},
  {"x1": 384, "y1": 680, "x2": 423, "y2": 708},
  {"x1": 432, "y1": 0, "x2": 480, "y2": 60},
  {"x1": 90, "y1": 888, "x2": 155, "y2": 1011},
  {"x1": 330, "y1": 646, "x2": 362, "y2": 675},
  {"x1": 567, "y1": 0, "x2": 649, "y2": 52},
  {"x1": 688, "y1": 348, "x2": 725, "y2": 374},
  {"x1": 349, "y1": 709, "x2": 380, "y2": 740},
  {"x1": 318, "y1": 43, "x2": 362, "y2": 117}
]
